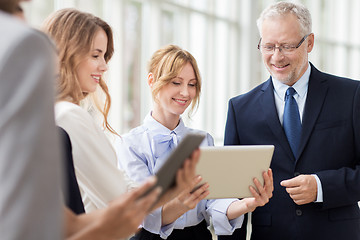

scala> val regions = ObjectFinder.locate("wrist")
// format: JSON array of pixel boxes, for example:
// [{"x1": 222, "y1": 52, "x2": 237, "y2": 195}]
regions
[
  {"x1": 161, "y1": 198, "x2": 188, "y2": 225},
  {"x1": 244, "y1": 198, "x2": 256, "y2": 212}
]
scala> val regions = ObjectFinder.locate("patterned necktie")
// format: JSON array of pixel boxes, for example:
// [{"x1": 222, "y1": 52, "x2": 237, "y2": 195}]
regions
[{"x1": 283, "y1": 87, "x2": 302, "y2": 157}]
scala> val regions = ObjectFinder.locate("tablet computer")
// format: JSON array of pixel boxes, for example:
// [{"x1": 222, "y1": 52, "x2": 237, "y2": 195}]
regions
[
  {"x1": 140, "y1": 132, "x2": 206, "y2": 199},
  {"x1": 196, "y1": 145, "x2": 274, "y2": 199}
]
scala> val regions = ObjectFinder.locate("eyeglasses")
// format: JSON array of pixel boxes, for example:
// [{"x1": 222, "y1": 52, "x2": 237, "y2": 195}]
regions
[{"x1": 257, "y1": 34, "x2": 310, "y2": 55}]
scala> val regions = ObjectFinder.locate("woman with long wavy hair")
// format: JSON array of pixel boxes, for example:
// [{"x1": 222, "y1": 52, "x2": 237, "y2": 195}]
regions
[{"x1": 42, "y1": 9, "x2": 200, "y2": 231}]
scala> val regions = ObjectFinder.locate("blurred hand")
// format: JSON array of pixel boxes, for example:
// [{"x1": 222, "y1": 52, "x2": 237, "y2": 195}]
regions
[
  {"x1": 176, "y1": 148, "x2": 201, "y2": 191},
  {"x1": 157, "y1": 148, "x2": 201, "y2": 206},
  {"x1": 96, "y1": 177, "x2": 161, "y2": 238},
  {"x1": 66, "y1": 177, "x2": 161, "y2": 240},
  {"x1": 176, "y1": 176, "x2": 209, "y2": 211},
  {"x1": 162, "y1": 176, "x2": 209, "y2": 225},
  {"x1": 280, "y1": 174, "x2": 317, "y2": 205}
]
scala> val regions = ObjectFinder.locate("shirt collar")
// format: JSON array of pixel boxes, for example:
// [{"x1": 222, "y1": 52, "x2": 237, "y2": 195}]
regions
[
  {"x1": 272, "y1": 62, "x2": 311, "y2": 101},
  {"x1": 143, "y1": 111, "x2": 186, "y2": 136}
]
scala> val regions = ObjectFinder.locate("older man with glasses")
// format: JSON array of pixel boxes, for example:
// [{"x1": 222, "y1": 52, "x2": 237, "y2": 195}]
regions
[{"x1": 220, "y1": 1, "x2": 360, "y2": 240}]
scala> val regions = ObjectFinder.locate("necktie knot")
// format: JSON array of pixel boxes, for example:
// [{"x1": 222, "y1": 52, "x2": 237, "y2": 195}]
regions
[{"x1": 285, "y1": 87, "x2": 296, "y2": 100}]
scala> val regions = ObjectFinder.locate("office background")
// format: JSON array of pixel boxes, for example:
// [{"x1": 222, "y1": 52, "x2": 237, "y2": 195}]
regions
[{"x1": 24, "y1": 0, "x2": 360, "y2": 145}]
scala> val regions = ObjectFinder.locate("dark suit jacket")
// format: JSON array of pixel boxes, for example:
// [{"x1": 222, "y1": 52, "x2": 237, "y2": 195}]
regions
[{"x1": 222, "y1": 64, "x2": 360, "y2": 240}]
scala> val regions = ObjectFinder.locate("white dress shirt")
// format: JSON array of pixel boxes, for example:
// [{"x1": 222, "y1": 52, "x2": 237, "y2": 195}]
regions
[{"x1": 115, "y1": 112, "x2": 244, "y2": 239}]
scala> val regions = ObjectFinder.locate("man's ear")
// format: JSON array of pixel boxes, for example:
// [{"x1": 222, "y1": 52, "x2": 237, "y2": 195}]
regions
[{"x1": 307, "y1": 33, "x2": 315, "y2": 53}]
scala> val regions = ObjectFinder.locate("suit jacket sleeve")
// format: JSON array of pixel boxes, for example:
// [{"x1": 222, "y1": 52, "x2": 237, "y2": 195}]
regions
[{"x1": 316, "y1": 82, "x2": 360, "y2": 209}]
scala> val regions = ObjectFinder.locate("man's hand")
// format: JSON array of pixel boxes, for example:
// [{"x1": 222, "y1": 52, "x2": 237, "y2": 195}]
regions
[{"x1": 280, "y1": 174, "x2": 317, "y2": 205}]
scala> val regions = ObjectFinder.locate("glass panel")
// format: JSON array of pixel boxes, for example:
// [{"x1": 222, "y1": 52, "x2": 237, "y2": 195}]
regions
[
  {"x1": 75, "y1": 0, "x2": 103, "y2": 16},
  {"x1": 123, "y1": 2, "x2": 142, "y2": 130},
  {"x1": 350, "y1": 0, "x2": 360, "y2": 45},
  {"x1": 188, "y1": 12, "x2": 207, "y2": 131},
  {"x1": 22, "y1": 0, "x2": 54, "y2": 27},
  {"x1": 57, "y1": 0, "x2": 76, "y2": 8},
  {"x1": 161, "y1": 10, "x2": 175, "y2": 45},
  {"x1": 189, "y1": 13, "x2": 206, "y2": 81},
  {"x1": 190, "y1": 0, "x2": 209, "y2": 12},
  {"x1": 333, "y1": 45, "x2": 347, "y2": 76},
  {"x1": 172, "y1": 0, "x2": 189, "y2": 7},
  {"x1": 214, "y1": 20, "x2": 229, "y2": 143},
  {"x1": 333, "y1": 0, "x2": 347, "y2": 42},
  {"x1": 349, "y1": 49, "x2": 360, "y2": 79},
  {"x1": 215, "y1": 0, "x2": 229, "y2": 18}
]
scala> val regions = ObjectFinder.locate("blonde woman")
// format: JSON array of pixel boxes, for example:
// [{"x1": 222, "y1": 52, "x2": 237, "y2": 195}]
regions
[
  {"x1": 42, "y1": 9, "x2": 200, "y2": 239},
  {"x1": 116, "y1": 45, "x2": 274, "y2": 240}
]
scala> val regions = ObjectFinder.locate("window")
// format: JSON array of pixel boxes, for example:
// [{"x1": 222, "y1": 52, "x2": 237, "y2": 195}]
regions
[{"x1": 24, "y1": 0, "x2": 360, "y2": 145}]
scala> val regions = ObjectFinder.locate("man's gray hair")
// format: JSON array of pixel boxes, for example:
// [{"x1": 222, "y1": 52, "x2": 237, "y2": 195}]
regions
[{"x1": 257, "y1": 1, "x2": 312, "y2": 36}]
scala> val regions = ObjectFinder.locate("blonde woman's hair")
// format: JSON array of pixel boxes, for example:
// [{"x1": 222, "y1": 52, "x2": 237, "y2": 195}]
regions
[
  {"x1": 42, "y1": 8, "x2": 116, "y2": 134},
  {"x1": 148, "y1": 44, "x2": 201, "y2": 116}
]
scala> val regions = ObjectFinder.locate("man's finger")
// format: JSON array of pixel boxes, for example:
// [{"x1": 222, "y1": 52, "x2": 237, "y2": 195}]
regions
[
  {"x1": 280, "y1": 177, "x2": 301, "y2": 187},
  {"x1": 285, "y1": 185, "x2": 301, "y2": 194}
]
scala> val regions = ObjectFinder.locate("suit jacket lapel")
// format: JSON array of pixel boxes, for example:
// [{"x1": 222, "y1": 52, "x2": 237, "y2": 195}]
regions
[
  {"x1": 260, "y1": 78, "x2": 295, "y2": 160},
  {"x1": 297, "y1": 64, "x2": 328, "y2": 161}
]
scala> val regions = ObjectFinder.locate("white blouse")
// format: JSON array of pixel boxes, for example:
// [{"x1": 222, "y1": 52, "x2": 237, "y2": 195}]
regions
[{"x1": 55, "y1": 101, "x2": 136, "y2": 213}]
